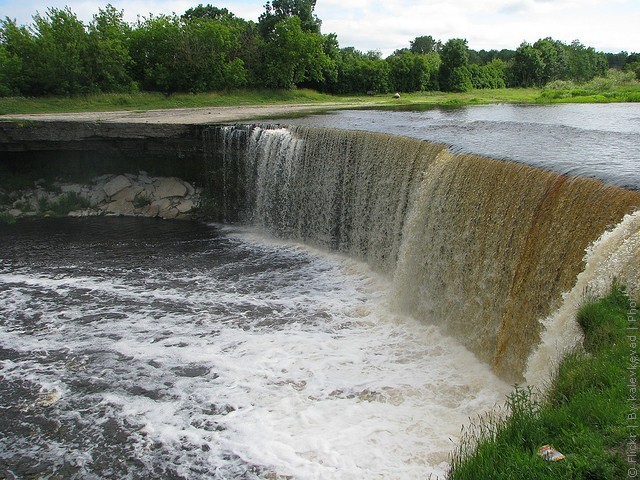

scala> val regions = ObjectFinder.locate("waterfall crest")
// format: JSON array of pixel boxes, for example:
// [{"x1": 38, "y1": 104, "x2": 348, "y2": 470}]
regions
[{"x1": 213, "y1": 124, "x2": 640, "y2": 382}]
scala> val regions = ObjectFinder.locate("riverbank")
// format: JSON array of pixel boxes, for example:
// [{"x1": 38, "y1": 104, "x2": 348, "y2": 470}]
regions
[
  {"x1": 1, "y1": 83, "x2": 638, "y2": 120},
  {"x1": 449, "y1": 283, "x2": 638, "y2": 480}
]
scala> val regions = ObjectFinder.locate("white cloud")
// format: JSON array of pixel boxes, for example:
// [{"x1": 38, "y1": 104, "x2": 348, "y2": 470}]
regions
[{"x1": 317, "y1": 0, "x2": 639, "y2": 54}]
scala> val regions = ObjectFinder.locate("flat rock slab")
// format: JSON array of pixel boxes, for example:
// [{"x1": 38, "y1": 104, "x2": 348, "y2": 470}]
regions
[
  {"x1": 105, "y1": 199, "x2": 135, "y2": 215},
  {"x1": 104, "y1": 175, "x2": 132, "y2": 197},
  {"x1": 154, "y1": 178, "x2": 187, "y2": 199}
]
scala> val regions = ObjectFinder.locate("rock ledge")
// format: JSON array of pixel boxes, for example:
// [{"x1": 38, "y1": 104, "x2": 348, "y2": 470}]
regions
[{"x1": 1, "y1": 172, "x2": 201, "y2": 221}]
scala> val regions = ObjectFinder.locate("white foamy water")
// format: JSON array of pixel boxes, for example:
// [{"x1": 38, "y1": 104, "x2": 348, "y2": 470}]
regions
[{"x1": 0, "y1": 219, "x2": 509, "y2": 479}]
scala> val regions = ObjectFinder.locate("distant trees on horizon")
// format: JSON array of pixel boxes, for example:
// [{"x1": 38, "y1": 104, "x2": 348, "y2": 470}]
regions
[{"x1": 0, "y1": 1, "x2": 638, "y2": 97}]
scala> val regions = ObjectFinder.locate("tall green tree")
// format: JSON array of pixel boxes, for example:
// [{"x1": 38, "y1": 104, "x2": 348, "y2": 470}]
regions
[
  {"x1": 469, "y1": 59, "x2": 506, "y2": 89},
  {"x1": 439, "y1": 38, "x2": 472, "y2": 92},
  {"x1": 605, "y1": 51, "x2": 629, "y2": 70},
  {"x1": 386, "y1": 49, "x2": 439, "y2": 92},
  {"x1": 409, "y1": 35, "x2": 440, "y2": 54},
  {"x1": 258, "y1": 0, "x2": 321, "y2": 37},
  {"x1": 261, "y1": 16, "x2": 331, "y2": 89},
  {"x1": 182, "y1": 4, "x2": 236, "y2": 22},
  {"x1": 129, "y1": 14, "x2": 247, "y2": 93},
  {"x1": 87, "y1": 5, "x2": 134, "y2": 92},
  {"x1": 10, "y1": 8, "x2": 92, "y2": 95},
  {"x1": 533, "y1": 37, "x2": 568, "y2": 84},
  {"x1": 509, "y1": 41, "x2": 545, "y2": 87},
  {"x1": 625, "y1": 61, "x2": 640, "y2": 80},
  {"x1": 325, "y1": 48, "x2": 390, "y2": 94},
  {"x1": 0, "y1": 19, "x2": 28, "y2": 95},
  {"x1": 0, "y1": 42, "x2": 22, "y2": 96},
  {"x1": 566, "y1": 40, "x2": 607, "y2": 82}
]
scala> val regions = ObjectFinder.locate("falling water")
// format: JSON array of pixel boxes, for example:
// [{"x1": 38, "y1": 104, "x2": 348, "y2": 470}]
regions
[
  {"x1": 215, "y1": 124, "x2": 640, "y2": 382},
  {"x1": 2, "y1": 121, "x2": 639, "y2": 479}
]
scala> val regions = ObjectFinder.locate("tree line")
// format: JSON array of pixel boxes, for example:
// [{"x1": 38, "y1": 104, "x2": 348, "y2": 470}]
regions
[{"x1": 1, "y1": 1, "x2": 639, "y2": 97}]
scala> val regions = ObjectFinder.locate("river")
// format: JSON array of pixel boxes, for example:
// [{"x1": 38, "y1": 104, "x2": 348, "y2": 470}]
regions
[
  {"x1": 1, "y1": 103, "x2": 639, "y2": 479},
  {"x1": 269, "y1": 103, "x2": 640, "y2": 189},
  {"x1": 0, "y1": 218, "x2": 509, "y2": 479}
]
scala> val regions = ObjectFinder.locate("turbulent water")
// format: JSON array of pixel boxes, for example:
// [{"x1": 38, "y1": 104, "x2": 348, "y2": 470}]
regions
[
  {"x1": 0, "y1": 218, "x2": 509, "y2": 479},
  {"x1": 2, "y1": 104, "x2": 640, "y2": 479},
  {"x1": 216, "y1": 124, "x2": 640, "y2": 381}
]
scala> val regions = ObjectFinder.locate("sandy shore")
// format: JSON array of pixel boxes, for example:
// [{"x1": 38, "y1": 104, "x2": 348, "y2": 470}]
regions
[{"x1": 0, "y1": 102, "x2": 371, "y2": 124}]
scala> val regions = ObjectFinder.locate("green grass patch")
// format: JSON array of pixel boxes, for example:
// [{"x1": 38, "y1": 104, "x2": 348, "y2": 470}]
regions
[
  {"x1": 42, "y1": 192, "x2": 91, "y2": 216},
  {"x1": 0, "y1": 211, "x2": 17, "y2": 225},
  {"x1": 449, "y1": 281, "x2": 637, "y2": 480},
  {"x1": 1, "y1": 83, "x2": 638, "y2": 118},
  {"x1": 0, "y1": 89, "x2": 361, "y2": 115},
  {"x1": 132, "y1": 192, "x2": 152, "y2": 209}
]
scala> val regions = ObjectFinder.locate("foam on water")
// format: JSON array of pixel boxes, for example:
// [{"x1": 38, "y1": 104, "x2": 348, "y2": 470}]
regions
[{"x1": 0, "y1": 220, "x2": 509, "y2": 479}]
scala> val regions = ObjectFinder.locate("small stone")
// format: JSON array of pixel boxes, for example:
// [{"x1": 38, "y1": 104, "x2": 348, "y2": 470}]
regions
[
  {"x1": 105, "y1": 199, "x2": 134, "y2": 215},
  {"x1": 88, "y1": 189, "x2": 107, "y2": 206},
  {"x1": 161, "y1": 208, "x2": 180, "y2": 219},
  {"x1": 94, "y1": 174, "x2": 115, "y2": 183},
  {"x1": 137, "y1": 172, "x2": 153, "y2": 184},
  {"x1": 154, "y1": 177, "x2": 188, "y2": 199},
  {"x1": 8, "y1": 209, "x2": 22, "y2": 217},
  {"x1": 103, "y1": 175, "x2": 132, "y2": 198},
  {"x1": 176, "y1": 199, "x2": 195, "y2": 213},
  {"x1": 61, "y1": 184, "x2": 82, "y2": 194},
  {"x1": 153, "y1": 198, "x2": 172, "y2": 211},
  {"x1": 68, "y1": 209, "x2": 96, "y2": 217},
  {"x1": 142, "y1": 204, "x2": 160, "y2": 218},
  {"x1": 113, "y1": 185, "x2": 144, "y2": 202}
]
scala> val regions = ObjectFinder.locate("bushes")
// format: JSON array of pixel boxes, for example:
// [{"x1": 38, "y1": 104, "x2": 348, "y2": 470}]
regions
[{"x1": 540, "y1": 69, "x2": 640, "y2": 102}]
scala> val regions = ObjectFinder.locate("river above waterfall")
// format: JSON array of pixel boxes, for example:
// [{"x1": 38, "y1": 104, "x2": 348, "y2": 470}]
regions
[
  {"x1": 263, "y1": 103, "x2": 640, "y2": 189},
  {"x1": 0, "y1": 217, "x2": 510, "y2": 479}
]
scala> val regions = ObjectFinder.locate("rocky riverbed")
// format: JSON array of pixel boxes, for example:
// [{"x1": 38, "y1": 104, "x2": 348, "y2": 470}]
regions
[{"x1": 0, "y1": 173, "x2": 201, "y2": 223}]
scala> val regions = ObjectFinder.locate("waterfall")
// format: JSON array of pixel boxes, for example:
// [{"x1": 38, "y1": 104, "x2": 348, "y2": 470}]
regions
[{"x1": 212, "y1": 124, "x2": 640, "y2": 383}]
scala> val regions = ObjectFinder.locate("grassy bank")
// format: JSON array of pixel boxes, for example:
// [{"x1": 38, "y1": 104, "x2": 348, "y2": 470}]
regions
[
  {"x1": 1, "y1": 83, "x2": 639, "y2": 116},
  {"x1": 0, "y1": 89, "x2": 362, "y2": 115},
  {"x1": 449, "y1": 282, "x2": 637, "y2": 479}
]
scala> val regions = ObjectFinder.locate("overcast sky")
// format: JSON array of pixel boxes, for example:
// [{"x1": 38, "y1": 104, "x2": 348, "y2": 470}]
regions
[{"x1": 1, "y1": 0, "x2": 638, "y2": 56}]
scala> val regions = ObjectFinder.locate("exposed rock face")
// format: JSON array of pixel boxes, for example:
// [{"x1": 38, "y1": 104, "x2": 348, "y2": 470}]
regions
[
  {"x1": 103, "y1": 175, "x2": 132, "y2": 197},
  {"x1": 1, "y1": 172, "x2": 201, "y2": 221},
  {"x1": 154, "y1": 177, "x2": 188, "y2": 199},
  {"x1": 105, "y1": 199, "x2": 135, "y2": 216}
]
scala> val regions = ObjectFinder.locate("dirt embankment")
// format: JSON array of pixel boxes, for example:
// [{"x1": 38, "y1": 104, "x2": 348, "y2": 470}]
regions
[{"x1": 0, "y1": 103, "x2": 362, "y2": 124}]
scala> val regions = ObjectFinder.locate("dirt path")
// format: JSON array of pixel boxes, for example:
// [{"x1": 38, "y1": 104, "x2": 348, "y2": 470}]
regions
[{"x1": 0, "y1": 102, "x2": 372, "y2": 124}]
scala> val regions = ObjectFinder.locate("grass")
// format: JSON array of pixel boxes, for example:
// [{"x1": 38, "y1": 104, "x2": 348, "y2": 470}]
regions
[
  {"x1": 0, "y1": 89, "x2": 362, "y2": 115},
  {"x1": 449, "y1": 281, "x2": 637, "y2": 479},
  {"x1": 132, "y1": 192, "x2": 152, "y2": 209},
  {"x1": 1, "y1": 82, "x2": 638, "y2": 117},
  {"x1": 44, "y1": 191, "x2": 91, "y2": 216},
  {"x1": 0, "y1": 211, "x2": 17, "y2": 225}
]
